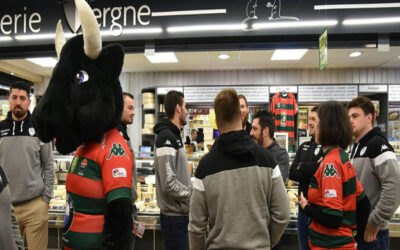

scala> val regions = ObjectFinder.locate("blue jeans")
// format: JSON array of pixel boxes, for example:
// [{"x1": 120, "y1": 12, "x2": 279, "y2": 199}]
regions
[
  {"x1": 297, "y1": 208, "x2": 311, "y2": 250},
  {"x1": 356, "y1": 229, "x2": 390, "y2": 250},
  {"x1": 160, "y1": 213, "x2": 189, "y2": 250}
]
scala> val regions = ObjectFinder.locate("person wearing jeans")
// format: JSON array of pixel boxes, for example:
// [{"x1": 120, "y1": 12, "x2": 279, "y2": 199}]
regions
[{"x1": 153, "y1": 91, "x2": 192, "y2": 250}]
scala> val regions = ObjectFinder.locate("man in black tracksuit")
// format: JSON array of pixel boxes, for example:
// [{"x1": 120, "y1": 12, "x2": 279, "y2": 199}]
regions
[{"x1": 289, "y1": 106, "x2": 323, "y2": 250}]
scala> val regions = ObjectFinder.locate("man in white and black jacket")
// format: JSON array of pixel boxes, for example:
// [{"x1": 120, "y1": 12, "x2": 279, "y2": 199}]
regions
[
  {"x1": 189, "y1": 89, "x2": 290, "y2": 250},
  {"x1": 289, "y1": 105, "x2": 323, "y2": 250},
  {"x1": 0, "y1": 81, "x2": 54, "y2": 250},
  {"x1": 348, "y1": 96, "x2": 400, "y2": 249},
  {"x1": 153, "y1": 90, "x2": 192, "y2": 250}
]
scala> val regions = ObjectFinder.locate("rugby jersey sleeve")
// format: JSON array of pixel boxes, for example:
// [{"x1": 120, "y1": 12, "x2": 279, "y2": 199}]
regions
[
  {"x1": 320, "y1": 160, "x2": 344, "y2": 218},
  {"x1": 101, "y1": 140, "x2": 133, "y2": 203}
]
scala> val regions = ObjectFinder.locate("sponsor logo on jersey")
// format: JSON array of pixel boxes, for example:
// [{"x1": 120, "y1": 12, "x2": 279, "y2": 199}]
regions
[
  {"x1": 324, "y1": 189, "x2": 337, "y2": 198},
  {"x1": 107, "y1": 143, "x2": 129, "y2": 160},
  {"x1": 112, "y1": 168, "x2": 127, "y2": 178},
  {"x1": 164, "y1": 140, "x2": 172, "y2": 146},
  {"x1": 360, "y1": 146, "x2": 367, "y2": 156},
  {"x1": 322, "y1": 163, "x2": 340, "y2": 179}
]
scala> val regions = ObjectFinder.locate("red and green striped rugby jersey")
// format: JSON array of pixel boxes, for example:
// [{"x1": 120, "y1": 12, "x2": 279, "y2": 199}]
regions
[
  {"x1": 308, "y1": 147, "x2": 365, "y2": 250},
  {"x1": 270, "y1": 92, "x2": 298, "y2": 143},
  {"x1": 63, "y1": 128, "x2": 133, "y2": 250}
]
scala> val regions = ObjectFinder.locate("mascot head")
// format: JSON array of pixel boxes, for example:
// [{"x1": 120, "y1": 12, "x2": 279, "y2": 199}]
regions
[{"x1": 32, "y1": 0, "x2": 124, "y2": 154}]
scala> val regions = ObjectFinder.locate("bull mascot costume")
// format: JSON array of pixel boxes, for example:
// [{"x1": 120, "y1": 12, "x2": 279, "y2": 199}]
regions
[{"x1": 31, "y1": 0, "x2": 133, "y2": 249}]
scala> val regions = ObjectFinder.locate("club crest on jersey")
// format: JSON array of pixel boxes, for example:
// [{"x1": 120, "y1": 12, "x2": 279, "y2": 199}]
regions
[
  {"x1": 112, "y1": 168, "x2": 127, "y2": 178},
  {"x1": 79, "y1": 159, "x2": 87, "y2": 173},
  {"x1": 29, "y1": 127, "x2": 35, "y2": 136},
  {"x1": 360, "y1": 146, "x2": 367, "y2": 156},
  {"x1": 107, "y1": 143, "x2": 129, "y2": 160},
  {"x1": 314, "y1": 147, "x2": 320, "y2": 155},
  {"x1": 323, "y1": 163, "x2": 340, "y2": 179}
]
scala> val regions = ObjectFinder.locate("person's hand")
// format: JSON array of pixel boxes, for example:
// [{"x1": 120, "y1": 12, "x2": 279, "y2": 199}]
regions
[
  {"x1": 298, "y1": 192, "x2": 308, "y2": 210},
  {"x1": 364, "y1": 223, "x2": 379, "y2": 242}
]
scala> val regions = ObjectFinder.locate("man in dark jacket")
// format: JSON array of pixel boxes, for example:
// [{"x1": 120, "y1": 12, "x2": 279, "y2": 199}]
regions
[
  {"x1": 250, "y1": 110, "x2": 290, "y2": 182},
  {"x1": 189, "y1": 89, "x2": 289, "y2": 250},
  {"x1": 348, "y1": 96, "x2": 400, "y2": 249},
  {"x1": 116, "y1": 92, "x2": 139, "y2": 248},
  {"x1": 153, "y1": 90, "x2": 192, "y2": 250},
  {"x1": 239, "y1": 94, "x2": 252, "y2": 134},
  {"x1": 289, "y1": 105, "x2": 323, "y2": 250}
]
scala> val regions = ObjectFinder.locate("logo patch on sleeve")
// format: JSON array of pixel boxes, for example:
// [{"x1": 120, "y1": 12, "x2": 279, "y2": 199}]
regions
[
  {"x1": 107, "y1": 143, "x2": 129, "y2": 160},
  {"x1": 324, "y1": 189, "x2": 337, "y2": 198},
  {"x1": 322, "y1": 163, "x2": 340, "y2": 178},
  {"x1": 112, "y1": 168, "x2": 127, "y2": 178}
]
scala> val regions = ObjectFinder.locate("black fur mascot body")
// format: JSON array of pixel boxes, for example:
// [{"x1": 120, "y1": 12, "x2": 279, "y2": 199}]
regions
[{"x1": 31, "y1": 0, "x2": 133, "y2": 249}]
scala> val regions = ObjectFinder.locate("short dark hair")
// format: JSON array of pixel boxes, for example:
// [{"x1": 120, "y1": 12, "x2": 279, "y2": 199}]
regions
[
  {"x1": 10, "y1": 81, "x2": 30, "y2": 97},
  {"x1": 214, "y1": 89, "x2": 241, "y2": 127},
  {"x1": 165, "y1": 90, "x2": 184, "y2": 119},
  {"x1": 253, "y1": 110, "x2": 275, "y2": 138},
  {"x1": 318, "y1": 101, "x2": 352, "y2": 149},
  {"x1": 122, "y1": 92, "x2": 134, "y2": 100},
  {"x1": 346, "y1": 96, "x2": 375, "y2": 124},
  {"x1": 238, "y1": 94, "x2": 248, "y2": 107},
  {"x1": 311, "y1": 105, "x2": 319, "y2": 113}
]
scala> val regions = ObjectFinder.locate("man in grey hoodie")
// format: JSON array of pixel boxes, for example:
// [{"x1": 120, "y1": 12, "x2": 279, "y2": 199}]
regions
[
  {"x1": 0, "y1": 81, "x2": 54, "y2": 250},
  {"x1": 250, "y1": 110, "x2": 290, "y2": 183},
  {"x1": 348, "y1": 96, "x2": 400, "y2": 249},
  {"x1": 153, "y1": 90, "x2": 192, "y2": 250}
]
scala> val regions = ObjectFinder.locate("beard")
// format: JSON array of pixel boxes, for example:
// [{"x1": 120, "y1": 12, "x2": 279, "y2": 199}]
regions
[
  {"x1": 251, "y1": 133, "x2": 264, "y2": 146},
  {"x1": 13, "y1": 108, "x2": 27, "y2": 119},
  {"x1": 180, "y1": 113, "x2": 187, "y2": 126},
  {"x1": 242, "y1": 112, "x2": 249, "y2": 127}
]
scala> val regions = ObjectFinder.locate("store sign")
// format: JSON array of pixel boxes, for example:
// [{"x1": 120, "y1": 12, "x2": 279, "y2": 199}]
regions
[
  {"x1": 1, "y1": 0, "x2": 400, "y2": 47},
  {"x1": 184, "y1": 86, "x2": 269, "y2": 103},
  {"x1": 157, "y1": 87, "x2": 183, "y2": 95},
  {"x1": 319, "y1": 29, "x2": 328, "y2": 72},
  {"x1": 298, "y1": 85, "x2": 358, "y2": 102},
  {"x1": 270, "y1": 86, "x2": 298, "y2": 94},
  {"x1": 389, "y1": 85, "x2": 400, "y2": 102},
  {"x1": 359, "y1": 85, "x2": 387, "y2": 93}
]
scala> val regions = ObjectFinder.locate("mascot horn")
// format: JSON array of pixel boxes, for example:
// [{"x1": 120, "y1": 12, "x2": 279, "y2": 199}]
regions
[{"x1": 32, "y1": 0, "x2": 133, "y2": 249}]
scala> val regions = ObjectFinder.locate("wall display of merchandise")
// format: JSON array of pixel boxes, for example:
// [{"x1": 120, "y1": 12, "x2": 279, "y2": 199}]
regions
[{"x1": 0, "y1": 100, "x2": 9, "y2": 121}]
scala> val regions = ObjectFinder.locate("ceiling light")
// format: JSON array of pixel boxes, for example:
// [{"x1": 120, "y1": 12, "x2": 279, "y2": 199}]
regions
[
  {"x1": 145, "y1": 52, "x2": 178, "y2": 63},
  {"x1": 253, "y1": 20, "x2": 338, "y2": 29},
  {"x1": 365, "y1": 44, "x2": 376, "y2": 48},
  {"x1": 349, "y1": 51, "x2": 362, "y2": 57},
  {"x1": 167, "y1": 24, "x2": 245, "y2": 33},
  {"x1": 26, "y1": 57, "x2": 58, "y2": 67},
  {"x1": 271, "y1": 49, "x2": 308, "y2": 60},
  {"x1": 343, "y1": 17, "x2": 400, "y2": 25},
  {"x1": 218, "y1": 54, "x2": 230, "y2": 60},
  {"x1": 10, "y1": 72, "x2": 14, "y2": 75},
  {"x1": 0, "y1": 85, "x2": 10, "y2": 91}
]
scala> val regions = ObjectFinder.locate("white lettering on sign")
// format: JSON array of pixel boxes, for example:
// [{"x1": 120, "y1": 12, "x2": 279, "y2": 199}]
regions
[
  {"x1": 93, "y1": 5, "x2": 151, "y2": 36},
  {"x1": 298, "y1": 85, "x2": 358, "y2": 102},
  {"x1": 270, "y1": 86, "x2": 298, "y2": 94},
  {"x1": 359, "y1": 85, "x2": 387, "y2": 93},
  {"x1": 0, "y1": 8, "x2": 41, "y2": 35},
  {"x1": 389, "y1": 85, "x2": 400, "y2": 102},
  {"x1": 184, "y1": 86, "x2": 269, "y2": 103}
]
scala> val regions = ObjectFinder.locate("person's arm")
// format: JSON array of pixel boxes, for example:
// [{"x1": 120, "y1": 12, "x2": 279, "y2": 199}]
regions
[
  {"x1": 356, "y1": 192, "x2": 371, "y2": 241},
  {"x1": 368, "y1": 150, "x2": 400, "y2": 228},
  {"x1": 277, "y1": 149, "x2": 290, "y2": 183},
  {"x1": 155, "y1": 145, "x2": 191, "y2": 201},
  {"x1": 40, "y1": 141, "x2": 54, "y2": 203},
  {"x1": 289, "y1": 146, "x2": 302, "y2": 182},
  {"x1": 189, "y1": 177, "x2": 208, "y2": 250},
  {"x1": 269, "y1": 166, "x2": 290, "y2": 248},
  {"x1": 299, "y1": 161, "x2": 320, "y2": 179},
  {"x1": 304, "y1": 204, "x2": 341, "y2": 229}
]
